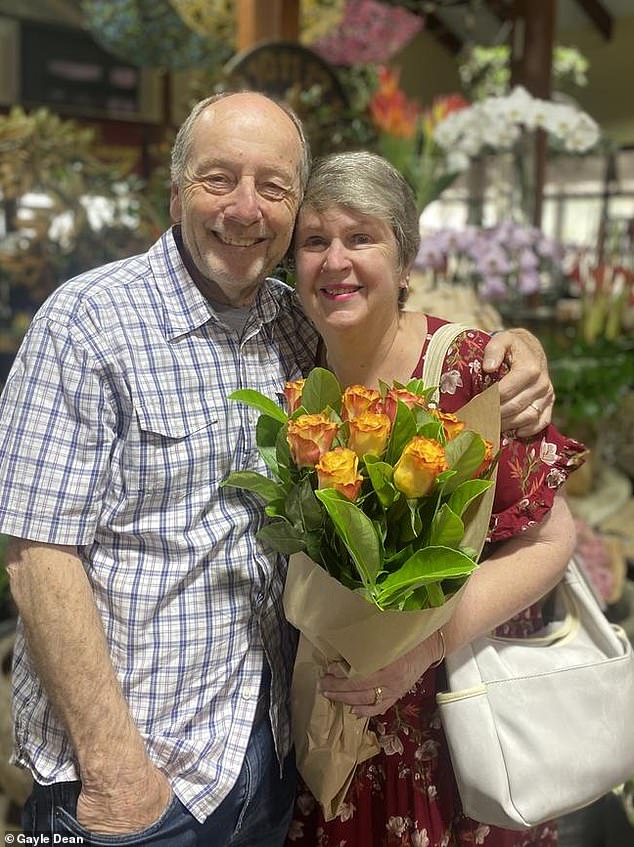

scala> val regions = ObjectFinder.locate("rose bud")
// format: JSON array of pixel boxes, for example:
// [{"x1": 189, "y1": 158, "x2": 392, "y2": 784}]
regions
[
  {"x1": 316, "y1": 447, "x2": 363, "y2": 501},
  {"x1": 347, "y1": 412, "x2": 391, "y2": 458},
  {"x1": 341, "y1": 384, "x2": 382, "y2": 421},
  {"x1": 380, "y1": 387, "x2": 428, "y2": 423},
  {"x1": 431, "y1": 409, "x2": 465, "y2": 440},
  {"x1": 287, "y1": 413, "x2": 339, "y2": 468},
  {"x1": 283, "y1": 379, "x2": 305, "y2": 414},
  {"x1": 393, "y1": 436, "x2": 448, "y2": 498}
]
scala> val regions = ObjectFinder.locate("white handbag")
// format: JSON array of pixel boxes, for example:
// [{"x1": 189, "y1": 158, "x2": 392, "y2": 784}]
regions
[
  {"x1": 421, "y1": 322, "x2": 634, "y2": 830},
  {"x1": 436, "y1": 560, "x2": 634, "y2": 829}
]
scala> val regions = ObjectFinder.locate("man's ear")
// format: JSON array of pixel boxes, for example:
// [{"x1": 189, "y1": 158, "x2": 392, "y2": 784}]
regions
[{"x1": 169, "y1": 183, "x2": 182, "y2": 223}]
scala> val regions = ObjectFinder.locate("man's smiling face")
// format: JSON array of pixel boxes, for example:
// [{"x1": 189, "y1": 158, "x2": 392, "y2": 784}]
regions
[{"x1": 170, "y1": 93, "x2": 303, "y2": 307}]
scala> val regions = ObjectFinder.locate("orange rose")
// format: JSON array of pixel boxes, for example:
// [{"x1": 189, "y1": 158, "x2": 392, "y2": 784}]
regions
[
  {"x1": 347, "y1": 412, "x2": 391, "y2": 458},
  {"x1": 287, "y1": 413, "x2": 339, "y2": 468},
  {"x1": 381, "y1": 388, "x2": 428, "y2": 423},
  {"x1": 393, "y1": 436, "x2": 448, "y2": 498},
  {"x1": 431, "y1": 409, "x2": 465, "y2": 440},
  {"x1": 283, "y1": 379, "x2": 305, "y2": 414},
  {"x1": 316, "y1": 448, "x2": 363, "y2": 501},
  {"x1": 341, "y1": 385, "x2": 382, "y2": 421},
  {"x1": 475, "y1": 438, "x2": 495, "y2": 478}
]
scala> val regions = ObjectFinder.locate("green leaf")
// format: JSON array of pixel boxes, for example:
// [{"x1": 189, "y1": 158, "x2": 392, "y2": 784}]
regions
[
  {"x1": 375, "y1": 546, "x2": 476, "y2": 608},
  {"x1": 315, "y1": 488, "x2": 382, "y2": 588},
  {"x1": 301, "y1": 368, "x2": 342, "y2": 415},
  {"x1": 257, "y1": 521, "x2": 307, "y2": 554},
  {"x1": 256, "y1": 415, "x2": 284, "y2": 475},
  {"x1": 443, "y1": 432, "x2": 486, "y2": 494},
  {"x1": 429, "y1": 503, "x2": 464, "y2": 547},
  {"x1": 385, "y1": 402, "x2": 417, "y2": 466},
  {"x1": 221, "y1": 471, "x2": 284, "y2": 503},
  {"x1": 285, "y1": 475, "x2": 323, "y2": 532},
  {"x1": 364, "y1": 457, "x2": 396, "y2": 508},
  {"x1": 229, "y1": 389, "x2": 287, "y2": 423},
  {"x1": 264, "y1": 498, "x2": 287, "y2": 519},
  {"x1": 275, "y1": 423, "x2": 292, "y2": 482},
  {"x1": 448, "y1": 479, "x2": 494, "y2": 518}
]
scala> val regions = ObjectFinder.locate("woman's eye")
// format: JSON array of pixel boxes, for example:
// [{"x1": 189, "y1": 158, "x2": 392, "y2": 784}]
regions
[
  {"x1": 302, "y1": 235, "x2": 328, "y2": 250},
  {"x1": 351, "y1": 233, "x2": 372, "y2": 245}
]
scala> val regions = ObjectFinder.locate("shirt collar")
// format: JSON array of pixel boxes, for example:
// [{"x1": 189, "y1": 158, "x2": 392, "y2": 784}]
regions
[{"x1": 148, "y1": 227, "x2": 289, "y2": 341}]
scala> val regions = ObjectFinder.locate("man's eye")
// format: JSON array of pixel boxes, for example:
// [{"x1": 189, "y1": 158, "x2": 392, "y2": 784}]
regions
[
  {"x1": 259, "y1": 183, "x2": 287, "y2": 200},
  {"x1": 205, "y1": 174, "x2": 232, "y2": 191}
]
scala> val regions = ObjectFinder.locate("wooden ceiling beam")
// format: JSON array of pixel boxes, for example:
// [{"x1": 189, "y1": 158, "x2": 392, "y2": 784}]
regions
[{"x1": 573, "y1": 0, "x2": 613, "y2": 40}]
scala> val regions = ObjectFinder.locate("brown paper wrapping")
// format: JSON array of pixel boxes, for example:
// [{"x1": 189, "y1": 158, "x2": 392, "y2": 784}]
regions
[{"x1": 283, "y1": 384, "x2": 500, "y2": 820}]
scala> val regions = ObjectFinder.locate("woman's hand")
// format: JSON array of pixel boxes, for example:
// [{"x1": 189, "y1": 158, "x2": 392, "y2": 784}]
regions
[
  {"x1": 483, "y1": 328, "x2": 555, "y2": 436},
  {"x1": 320, "y1": 631, "x2": 443, "y2": 718}
]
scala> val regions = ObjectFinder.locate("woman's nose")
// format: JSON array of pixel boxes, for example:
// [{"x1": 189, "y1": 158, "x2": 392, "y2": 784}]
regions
[
  {"x1": 322, "y1": 240, "x2": 351, "y2": 272},
  {"x1": 225, "y1": 180, "x2": 262, "y2": 226}
]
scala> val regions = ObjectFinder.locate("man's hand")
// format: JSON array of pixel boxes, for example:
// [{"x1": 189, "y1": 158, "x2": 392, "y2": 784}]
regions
[
  {"x1": 483, "y1": 328, "x2": 555, "y2": 436},
  {"x1": 77, "y1": 761, "x2": 172, "y2": 835},
  {"x1": 319, "y1": 632, "x2": 442, "y2": 718}
]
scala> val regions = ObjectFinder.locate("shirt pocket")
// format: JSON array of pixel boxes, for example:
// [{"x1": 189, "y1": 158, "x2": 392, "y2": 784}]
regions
[{"x1": 125, "y1": 395, "x2": 223, "y2": 501}]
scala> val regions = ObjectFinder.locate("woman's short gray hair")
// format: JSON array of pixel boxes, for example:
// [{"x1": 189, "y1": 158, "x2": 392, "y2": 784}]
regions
[
  {"x1": 170, "y1": 91, "x2": 311, "y2": 197},
  {"x1": 300, "y1": 151, "x2": 420, "y2": 272}
]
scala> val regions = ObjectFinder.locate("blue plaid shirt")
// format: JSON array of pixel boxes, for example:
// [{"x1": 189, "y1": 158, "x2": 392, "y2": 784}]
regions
[{"x1": 0, "y1": 228, "x2": 318, "y2": 822}]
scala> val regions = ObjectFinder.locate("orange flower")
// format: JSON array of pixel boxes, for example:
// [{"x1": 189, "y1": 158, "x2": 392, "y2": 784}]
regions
[
  {"x1": 431, "y1": 409, "x2": 465, "y2": 440},
  {"x1": 283, "y1": 379, "x2": 305, "y2": 414},
  {"x1": 393, "y1": 436, "x2": 448, "y2": 498},
  {"x1": 347, "y1": 412, "x2": 391, "y2": 458},
  {"x1": 380, "y1": 387, "x2": 428, "y2": 423},
  {"x1": 287, "y1": 413, "x2": 339, "y2": 468},
  {"x1": 341, "y1": 385, "x2": 382, "y2": 421},
  {"x1": 369, "y1": 66, "x2": 419, "y2": 139},
  {"x1": 475, "y1": 438, "x2": 495, "y2": 478},
  {"x1": 422, "y1": 93, "x2": 470, "y2": 136},
  {"x1": 316, "y1": 447, "x2": 363, "y2": 501}
]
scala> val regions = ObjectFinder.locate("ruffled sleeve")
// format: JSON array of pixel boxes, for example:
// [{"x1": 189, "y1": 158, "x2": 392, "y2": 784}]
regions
[{"x1": 426, "y1": 320, "x2": 588, "y2": 543}]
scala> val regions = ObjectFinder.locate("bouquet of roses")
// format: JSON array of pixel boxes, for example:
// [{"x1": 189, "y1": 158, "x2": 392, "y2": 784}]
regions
[{"x1": 224, "y1": 367, "x2": 499, "y2": 818}]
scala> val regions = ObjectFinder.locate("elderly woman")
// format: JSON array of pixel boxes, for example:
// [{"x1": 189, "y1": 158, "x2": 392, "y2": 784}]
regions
[{"x1": 286, "y1": 151, "x2": 586, "y2": 847}]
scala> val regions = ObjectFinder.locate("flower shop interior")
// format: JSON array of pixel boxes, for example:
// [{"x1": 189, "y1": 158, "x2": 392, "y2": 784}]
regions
[{"x1": 0, "y1": 0, "x2": 633, "y2": 843}]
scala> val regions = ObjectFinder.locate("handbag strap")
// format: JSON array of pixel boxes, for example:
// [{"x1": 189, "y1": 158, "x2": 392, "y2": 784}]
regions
[{"x1": 422, "y1": 323, "x2": 472, "y2": 402}]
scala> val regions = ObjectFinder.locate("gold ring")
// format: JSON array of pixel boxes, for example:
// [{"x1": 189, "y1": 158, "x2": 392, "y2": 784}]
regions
[{"x1": 373, "y1": 686, "x2": 383, "y2": 705}]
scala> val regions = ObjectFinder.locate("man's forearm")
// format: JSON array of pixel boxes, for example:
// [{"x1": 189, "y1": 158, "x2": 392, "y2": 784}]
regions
[{"x1": 7, "y1": 539, "x2": 150, "y2": 783}]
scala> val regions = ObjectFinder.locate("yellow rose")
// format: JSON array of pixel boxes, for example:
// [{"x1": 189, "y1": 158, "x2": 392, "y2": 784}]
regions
[
  {"x1": 316, "y1": 447, "x2": 363, "y2": 501},
  {"x1": 283, "y1": 379, "x2": 305, "y2": 414},
  {"x1": 287, "y1": 413, "x2": 339, "y2": 468},
  {"x1": 393, "y1": 436, "x2": 448, "y2": 498},
  {"x1": 431, "y1": 409, "x2": 465, "y2": 440},
  {"x1": 347, "y1": 412, "x2": 391, "y2": 458},
  {"x1": 341, "y1": 384, "x2": 382, "y2": 421}
]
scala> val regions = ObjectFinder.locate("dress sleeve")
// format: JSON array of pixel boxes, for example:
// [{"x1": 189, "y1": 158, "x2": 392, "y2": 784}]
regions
[{"x1": 436, "y1": 326, "x2": 587, "y2": 543}]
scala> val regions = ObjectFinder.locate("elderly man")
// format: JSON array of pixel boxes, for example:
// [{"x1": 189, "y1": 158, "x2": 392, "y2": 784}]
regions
[{"x1": 0, "y1": 91, "x2": 552, "y2": 846}]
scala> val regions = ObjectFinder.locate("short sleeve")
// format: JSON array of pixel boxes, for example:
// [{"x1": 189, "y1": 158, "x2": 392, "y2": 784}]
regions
[
  {"x1": 0, "y1": 316, "x2": 117, "y2": 544},
  {"x1": 435, "y1": 325, "x2": 587, "y2": 543}
]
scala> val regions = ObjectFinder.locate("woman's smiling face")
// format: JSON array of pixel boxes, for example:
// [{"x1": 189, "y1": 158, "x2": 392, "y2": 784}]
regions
[{"x1": 294, "y1": 205, "x2": 406, "y2": 336}]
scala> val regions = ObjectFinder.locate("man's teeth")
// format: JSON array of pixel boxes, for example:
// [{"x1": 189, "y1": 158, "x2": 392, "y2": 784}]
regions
[{"x1": 217, "y1": 233, "x2": 261, "y2": 247}]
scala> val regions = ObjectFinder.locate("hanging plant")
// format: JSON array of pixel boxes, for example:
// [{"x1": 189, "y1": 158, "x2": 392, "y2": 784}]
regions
[{"x1": 81, "y1": 0, "x2": 230, "y2": 69}]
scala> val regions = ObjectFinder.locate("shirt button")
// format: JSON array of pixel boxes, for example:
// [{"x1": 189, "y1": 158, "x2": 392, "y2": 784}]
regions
[{"x1": 242, "y1": 688, "x2": 255, "y2": 701}]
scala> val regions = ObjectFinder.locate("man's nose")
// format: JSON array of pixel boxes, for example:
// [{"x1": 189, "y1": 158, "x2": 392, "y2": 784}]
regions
[{"x1": 225, "y1": 180, "x2": 262, "y2": 225}]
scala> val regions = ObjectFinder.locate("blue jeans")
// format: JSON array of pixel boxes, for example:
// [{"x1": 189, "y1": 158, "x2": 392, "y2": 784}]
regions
[{"x1": 22, "y1": 717, "x2": 297, "y2": 846}]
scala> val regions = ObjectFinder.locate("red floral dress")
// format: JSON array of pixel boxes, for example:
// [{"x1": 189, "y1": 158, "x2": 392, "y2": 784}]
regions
[{"x1": 287, "y1": 318, "x2": 587, "y2": 847}]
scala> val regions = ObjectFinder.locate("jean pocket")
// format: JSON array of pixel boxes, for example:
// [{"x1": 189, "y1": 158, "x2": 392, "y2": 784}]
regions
[{"x1": 54, "y1": 793, "x2": 181, "y2": 845}]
